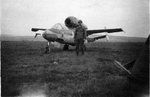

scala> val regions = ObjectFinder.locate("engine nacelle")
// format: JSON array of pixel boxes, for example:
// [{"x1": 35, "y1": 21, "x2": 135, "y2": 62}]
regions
[{"x1": 65, "y1": 16, "x2": 88, "y2": 29}]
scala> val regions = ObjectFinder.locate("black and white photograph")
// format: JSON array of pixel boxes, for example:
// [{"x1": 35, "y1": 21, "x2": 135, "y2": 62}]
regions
[{"x1": 1, "y1": 0, "x2": 149, "y2": 97}]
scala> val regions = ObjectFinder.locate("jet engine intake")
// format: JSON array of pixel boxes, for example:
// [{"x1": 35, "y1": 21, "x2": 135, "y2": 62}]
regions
[
  {"x1": 65, "y1": 16, "x2": 79, "y2": 29},
  {"x1": 65, "y1": 16, "x2": 88, "y2": 30}
]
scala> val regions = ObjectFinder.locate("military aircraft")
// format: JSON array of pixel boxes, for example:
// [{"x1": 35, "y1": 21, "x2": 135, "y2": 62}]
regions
[{"x1": 31, "y1": 16, "x2": 124, "y2": 53}]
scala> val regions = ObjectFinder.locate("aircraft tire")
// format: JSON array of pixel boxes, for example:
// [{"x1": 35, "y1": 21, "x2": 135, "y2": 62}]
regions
[
  {"x1": 63, "y1": 44, "x2": 69, "y2": 51},
  {"x1": 45, "y1": 46, "x2": 50, "y2": 53}
]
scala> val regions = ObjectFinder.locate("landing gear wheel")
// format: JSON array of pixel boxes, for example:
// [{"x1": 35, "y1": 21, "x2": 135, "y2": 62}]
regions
[
  {"x1": 45, "y1": 46, "x2": 51, "y2": 54},
  {"x1": 63, "y1": 44, "x2": 69, "y2": 51}
]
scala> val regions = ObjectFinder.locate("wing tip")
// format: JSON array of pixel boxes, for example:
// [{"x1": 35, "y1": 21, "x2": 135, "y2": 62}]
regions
[{"x1": 31, "y1": 28, "x2": 38, "y2": 32}]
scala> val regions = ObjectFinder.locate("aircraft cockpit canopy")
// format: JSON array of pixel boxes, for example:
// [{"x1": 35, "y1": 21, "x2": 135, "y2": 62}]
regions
[{"x1": 52, "y1": 23, "x2": 68, "y2": 30}]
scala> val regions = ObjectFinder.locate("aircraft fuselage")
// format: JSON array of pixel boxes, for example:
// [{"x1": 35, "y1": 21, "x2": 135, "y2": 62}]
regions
[{"x1": 42, "y1": 27, "x2": 75, "y2": 46}]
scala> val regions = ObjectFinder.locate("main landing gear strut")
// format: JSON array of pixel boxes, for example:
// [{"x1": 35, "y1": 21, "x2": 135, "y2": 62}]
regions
[
  {"x1": 45, "y1": 41, "x2": 51, "y2": 53},
  {"x1": 45, "y1": 42, "x2": 69, "y2": 53}
]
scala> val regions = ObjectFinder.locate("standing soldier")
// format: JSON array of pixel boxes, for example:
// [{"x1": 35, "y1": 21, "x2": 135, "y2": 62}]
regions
[{"x1": 74, "y1": 20, "x2": 87, "y2": 56}]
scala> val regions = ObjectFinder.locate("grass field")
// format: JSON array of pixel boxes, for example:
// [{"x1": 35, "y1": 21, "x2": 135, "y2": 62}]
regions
[{"x1": 1, "y1": 41, "x2": 147, "y2": 97}]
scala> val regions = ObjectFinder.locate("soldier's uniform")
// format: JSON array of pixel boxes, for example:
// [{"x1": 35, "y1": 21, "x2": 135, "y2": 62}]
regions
[{"x1": 74, "y1": 21, "x2": 86, "y2": 55}]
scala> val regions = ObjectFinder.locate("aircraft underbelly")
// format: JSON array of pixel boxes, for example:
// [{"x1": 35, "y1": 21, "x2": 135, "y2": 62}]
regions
[
  {"x1": 63, "y1": 35, "x2": 74, "y2": 43},
  {"x1": 43, "y1": 34, "x2": 57, "y2": 41}
]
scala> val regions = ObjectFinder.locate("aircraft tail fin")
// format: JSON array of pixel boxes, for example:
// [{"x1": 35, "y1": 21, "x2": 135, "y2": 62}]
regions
[{"x1": 114, "y1": 60, "x2": 132, "y2": 75}]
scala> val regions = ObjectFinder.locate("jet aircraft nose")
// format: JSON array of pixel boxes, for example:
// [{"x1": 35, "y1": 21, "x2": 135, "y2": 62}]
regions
[{"x1": 42, "y1": 29, "x2": 58, "y2": 41}]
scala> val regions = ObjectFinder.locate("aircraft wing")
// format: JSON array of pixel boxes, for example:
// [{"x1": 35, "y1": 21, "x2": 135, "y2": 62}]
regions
[
  {"x1": 31, "y1": 28, "x2": 46, "y2": 32},
  {"x1": 87, "y1": 28, "x2": 123, "y2": 36}
]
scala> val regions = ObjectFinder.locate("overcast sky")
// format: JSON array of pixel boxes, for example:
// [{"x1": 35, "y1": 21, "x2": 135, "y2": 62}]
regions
[{"x1": 1, "y1": 0, "x2": 149, "y2": 37}]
